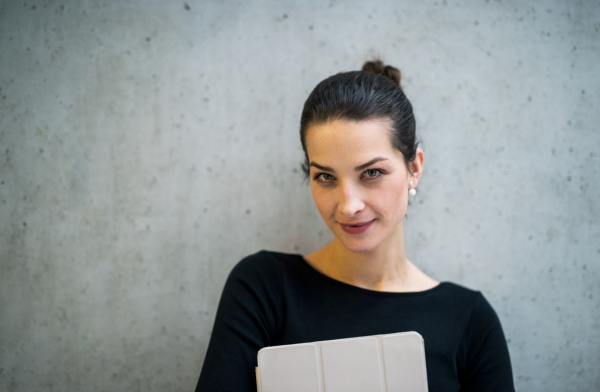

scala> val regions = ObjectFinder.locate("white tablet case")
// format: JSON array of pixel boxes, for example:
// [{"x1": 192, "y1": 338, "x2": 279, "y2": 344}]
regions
[{"x1": 256, "y1": 331, "x2": 428, "y2": 392}]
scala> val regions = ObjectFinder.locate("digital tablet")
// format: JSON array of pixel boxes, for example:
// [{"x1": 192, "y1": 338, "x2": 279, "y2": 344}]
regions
[{"x1": 256, "y1": 331, "x2": 428, "y2": 392}]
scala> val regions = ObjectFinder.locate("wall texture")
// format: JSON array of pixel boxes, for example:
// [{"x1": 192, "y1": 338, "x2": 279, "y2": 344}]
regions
[{"x1": 1, "y1": 0, "x2": 599, "y2": 391}]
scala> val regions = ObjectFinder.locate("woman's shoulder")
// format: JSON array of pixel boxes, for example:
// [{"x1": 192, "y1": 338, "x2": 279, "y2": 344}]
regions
[
  {"x1": 432, "y1": 282, "x2": 498, "y2": 319},
  {"x1": 233, "y1": 249, "x2": 302, "y2": 268},
  {"x1": 436, "y1": 281, "x2": 485, "y2": 300},
  {"x1": 436, "y1": 282, "x2": 502, "y2": 327},
  {"x1": 218, "y1": 251, "x2": 303, "y2": 313},
  {"x1": 228, "y1": 250, "x2": 304, "y2": 282}
]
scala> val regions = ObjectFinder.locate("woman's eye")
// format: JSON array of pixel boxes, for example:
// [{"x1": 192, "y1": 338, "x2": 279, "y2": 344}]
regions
[
  {"x1": 315, "y1": 173, "x2": 334, "y2": 181},
  {"x1": 363, "y1": 169, "x2": 381, "y2": 178}
]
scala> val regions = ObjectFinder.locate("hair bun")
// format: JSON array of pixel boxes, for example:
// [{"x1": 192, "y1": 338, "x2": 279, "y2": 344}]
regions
[{"x1": 362, "y1": 60, "x2": 401, "y2": 87}]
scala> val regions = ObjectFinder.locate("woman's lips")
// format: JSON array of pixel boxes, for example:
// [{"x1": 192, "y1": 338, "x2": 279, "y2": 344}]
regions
[{"x1": 338, "y1": 220, "x2": 375, "y2": 235}]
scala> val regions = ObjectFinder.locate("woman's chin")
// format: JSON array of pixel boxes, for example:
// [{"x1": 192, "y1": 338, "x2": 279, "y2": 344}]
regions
[{"x1": 336, "y1": 237, "x2": 378, "y2": 254}]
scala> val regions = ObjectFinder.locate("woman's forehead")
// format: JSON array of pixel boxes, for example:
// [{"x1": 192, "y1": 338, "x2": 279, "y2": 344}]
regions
[
  {"x1": 306, "y1": 119, "x2": 395, "y2": 151},
  {"x1": 305, "y1": 119, "x2": 403, "y2": 166}
]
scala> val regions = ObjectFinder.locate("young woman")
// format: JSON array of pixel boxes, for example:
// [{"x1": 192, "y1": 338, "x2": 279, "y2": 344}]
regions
[{"x1": 195, "y1": 61, "x2": 514, "y2": 391}]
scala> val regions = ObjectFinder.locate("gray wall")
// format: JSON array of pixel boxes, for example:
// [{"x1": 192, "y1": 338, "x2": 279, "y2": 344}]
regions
[{"x1": 1, "y1": 0, "x2": 599, "y2": 391}]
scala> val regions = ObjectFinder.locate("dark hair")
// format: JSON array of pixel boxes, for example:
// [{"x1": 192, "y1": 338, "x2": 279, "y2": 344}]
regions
[{"x1": 299, "y1": 60, "x2": 418, "y2": 177}]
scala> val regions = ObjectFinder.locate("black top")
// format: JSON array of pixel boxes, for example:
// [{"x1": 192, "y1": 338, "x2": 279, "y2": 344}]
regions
[{"x1": 195, "y1": 251, "x2": 514, "y2": 391}]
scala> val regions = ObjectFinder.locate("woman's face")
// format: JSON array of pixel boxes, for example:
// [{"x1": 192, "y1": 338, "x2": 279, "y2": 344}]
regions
[{"x1": 305, "y1": 119, "x2": 423, "y2": 254}]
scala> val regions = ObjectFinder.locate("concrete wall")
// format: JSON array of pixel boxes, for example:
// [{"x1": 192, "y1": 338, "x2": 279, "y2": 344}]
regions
[{"x1": 1, "y1": 0, "x2": 598, "y2": 390}]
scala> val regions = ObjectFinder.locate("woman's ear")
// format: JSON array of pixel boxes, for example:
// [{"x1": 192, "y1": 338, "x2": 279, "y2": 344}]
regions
[{"x1": 409, "y1": 148, "x2": 424, "y2": 187}]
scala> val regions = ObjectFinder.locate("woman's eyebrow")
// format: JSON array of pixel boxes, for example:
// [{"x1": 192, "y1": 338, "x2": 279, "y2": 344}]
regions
[
  {"x1": 355, "y1": 157, "x2": 389, "y2": 172},
  {"x1": 309, "y1": 162, "x2": 335, "y2": 172}
]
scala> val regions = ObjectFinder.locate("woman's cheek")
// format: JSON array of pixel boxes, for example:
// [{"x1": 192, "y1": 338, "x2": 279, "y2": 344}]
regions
[{"x1": 311, "y1": 187, "x2": 333, "y2": 217}]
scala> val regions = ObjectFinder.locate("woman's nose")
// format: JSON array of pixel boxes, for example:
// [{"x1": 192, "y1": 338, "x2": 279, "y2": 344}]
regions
[{"x1": 337, "y1": 182, "x2": 365, "y2": 217}]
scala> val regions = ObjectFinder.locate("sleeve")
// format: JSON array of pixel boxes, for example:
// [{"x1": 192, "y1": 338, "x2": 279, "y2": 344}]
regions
[
  {"x1": 195, "y1": 251, "x2": 284, "y2": 392},
  {"x1": 458, "y1": 293, "x2": 515, "y2": 392}
]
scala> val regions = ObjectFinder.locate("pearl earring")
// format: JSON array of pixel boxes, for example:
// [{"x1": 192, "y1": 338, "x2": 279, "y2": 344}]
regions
[{"x1": 408, "y1": 180, "x2": 417, "y2": 196}]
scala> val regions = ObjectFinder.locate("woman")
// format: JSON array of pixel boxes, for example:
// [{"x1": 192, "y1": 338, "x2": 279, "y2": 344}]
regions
[{"x1": 195, "y1": 61, "x2": 514, "y2": 391}]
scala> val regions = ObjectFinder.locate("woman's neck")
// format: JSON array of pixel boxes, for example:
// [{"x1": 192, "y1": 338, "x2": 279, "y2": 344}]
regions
[{"x1": 305, "y1": 236, "x2": 438, "y2": 293}]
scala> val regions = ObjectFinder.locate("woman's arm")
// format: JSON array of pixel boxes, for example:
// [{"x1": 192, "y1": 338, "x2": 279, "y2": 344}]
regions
[
  {"x1": 195, "y1": 251, "x2": 284, "y2": 392},
  {"x1": 458, "y1": 293, "x2": 515, "y2": 392}
]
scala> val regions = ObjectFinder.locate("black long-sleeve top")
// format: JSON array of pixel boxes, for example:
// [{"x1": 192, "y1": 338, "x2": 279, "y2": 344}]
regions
[{"x1": 195, "y1": 251, "x2": 514, "y2": 391}]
